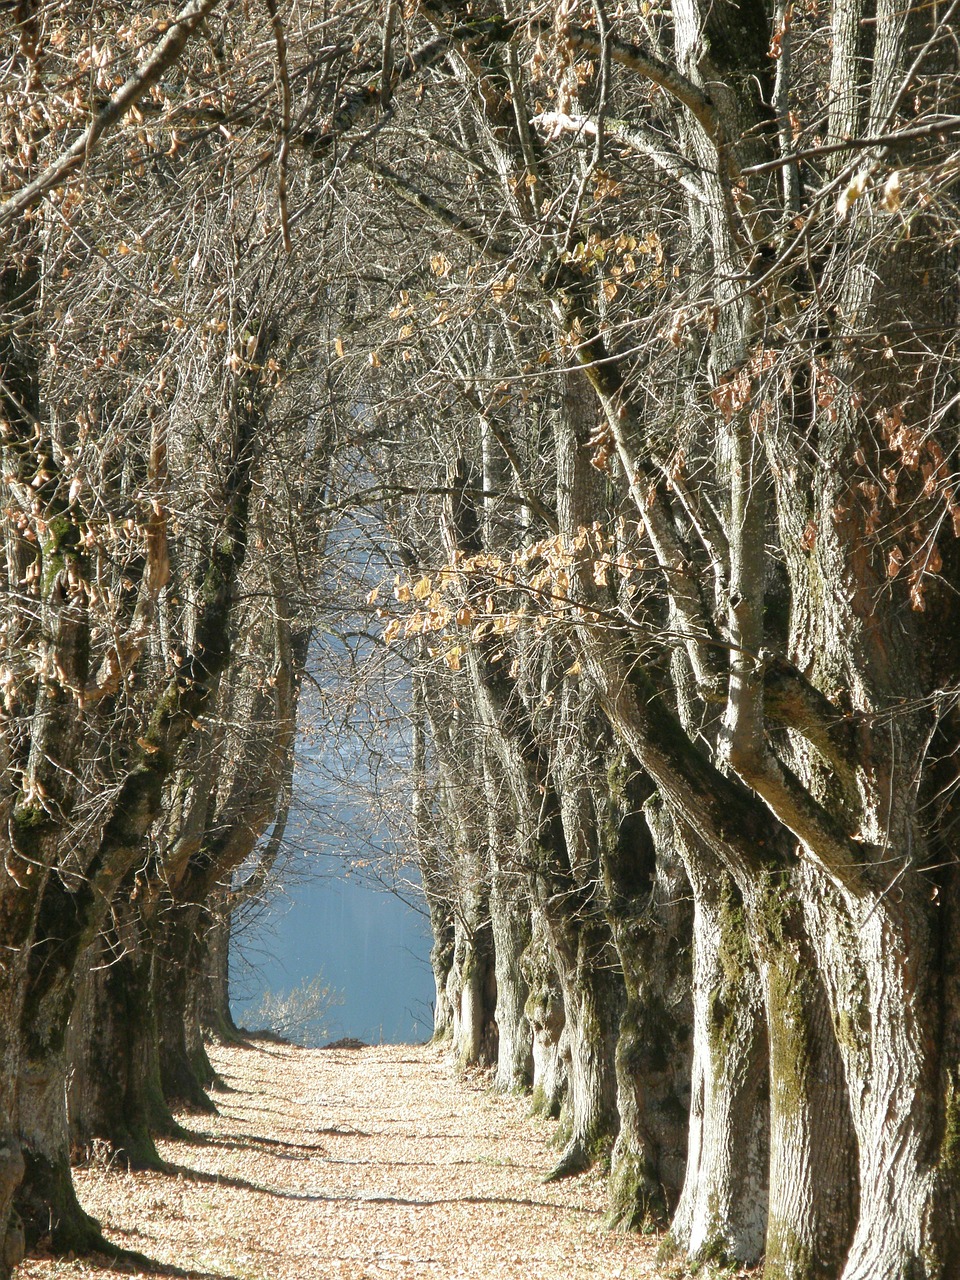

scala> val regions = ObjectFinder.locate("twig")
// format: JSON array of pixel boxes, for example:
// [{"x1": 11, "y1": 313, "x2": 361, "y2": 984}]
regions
[
  {"x1": 264, "y1": 0, "x2": 293, "y2": 253},
  {"x1": 0, "y1": 0, "x2": 222, "y2": 232}
]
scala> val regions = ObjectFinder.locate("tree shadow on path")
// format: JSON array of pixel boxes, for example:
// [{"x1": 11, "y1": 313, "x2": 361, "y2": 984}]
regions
[
  {"x1": 158, "y1": 1162, "x2": 597, "y2": 1214},
  {"x1": 34, "y1": 1244, "x2": 247, "y2": 1280}
]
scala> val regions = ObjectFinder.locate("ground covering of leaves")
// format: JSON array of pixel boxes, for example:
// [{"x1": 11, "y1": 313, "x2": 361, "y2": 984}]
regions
[{"x1": 14, "y1": 1042, "x2": 669, "y2": 1280}]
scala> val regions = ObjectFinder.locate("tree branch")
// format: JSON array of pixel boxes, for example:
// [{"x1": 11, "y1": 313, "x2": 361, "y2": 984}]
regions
[
  {"x1": 559, "y1": 23, "x2": 720, "y2": 144},
  {"x1": 530, "y1": 111, "x2": 707, "y2": 203},
  {"x1": 741, "y1": 115, "x2": 960, "y2": 177},
  {"x1": 0, "y1": 0, "x2": 222, "y2": 232},
  {"x1": 361, "y1": 160, "x2": 512, "y2": 259},
  {"x1": 762, "y1": 653, "x2": 861, "y2": 788}
]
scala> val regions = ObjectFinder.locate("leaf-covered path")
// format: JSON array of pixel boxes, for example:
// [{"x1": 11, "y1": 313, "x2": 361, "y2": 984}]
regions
[{"x1": 15, "y1": 1043, "x2": 663, "y2": 1280}]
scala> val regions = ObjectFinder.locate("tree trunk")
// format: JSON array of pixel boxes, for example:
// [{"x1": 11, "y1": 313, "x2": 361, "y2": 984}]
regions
[
  {"x1": 429, "y1": 920, "x2": 456, "y2": 1042},
  {"x1": 410, "y1": 675, "x2": 456, "y2": 1041},
  {"x1": 668, "y1": 838, "x2": 769, "y2": 1268},
  {"x1": 443, "y1": 745, "x2": 497, "y2": 1070},
  {"x1": 553, "y1": 396, "x2": 775, "y2": 1253},
  {"x1": 67, "y1": 922, "x2": 176, "y2": 1171},
  {"x1": 543, "y1": 916, "x2": 622, "y2": 1181},
  {"x1": 804, "y1": 871, "x2": 960, "y2": 1280},
  {"x1": 418, "y1": 671, "x2": 497, "y2": 1065},
  {"x1": 605, "y1": 788, "x2": 692, "y2": 1229},
  {"x1": 744, "y1": 874, "x2": 857, "y2": 1280},
  {"x1": 522, "y1": 910, "x2": 568, "y2": 1118},
  {"x1": 153, "y1": 902, "x2": 217, "y2": 1112},
  {"x1": 1, "y1": 242, "x2": 97, "y2": 1259},
  {"x1": 184, "y1": 921, "x2": 222, "y2": 1092},
  {"x1": 0, "y1": 959, "x2": 27, "y2": 1277},
  {"x1": 446, "y1": 904, "x2": 497, "y2": 1069},
  {"x1": 488, "y1": 880, "x2": 531, "y2": 1091},
  {"x1": 14, "y1": 870, "x2": 118, "y2": 1255},
  {"x1": 16, "y1": 1044, "x2": 103, "y2": 1254},
  {"x1": 537, "y1": 685, "x2": 623, "y2": 1181},
  {"x1": 199, "y1": 899, "x2": 244, "y2": 1044},
  {"x1": 486, "y1": 753, "x2": 533, "y2": 1092}
]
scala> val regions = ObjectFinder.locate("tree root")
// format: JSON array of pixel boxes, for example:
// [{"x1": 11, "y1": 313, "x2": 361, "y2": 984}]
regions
[{"x1": 543, "y1": 1139, "x2": 592, "y2": 1183}]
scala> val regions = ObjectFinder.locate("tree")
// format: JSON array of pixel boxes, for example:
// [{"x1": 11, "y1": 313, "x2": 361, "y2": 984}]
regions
[
  {"x1": 4, "y1": 0, "x2": 959, "y2": 1276},
  {"x1": 1, "y1": 0, "x2": 342, "y2": 1261},
  {"x1": 314, "y1": 1, "x2": 960, "y2": 1274}
]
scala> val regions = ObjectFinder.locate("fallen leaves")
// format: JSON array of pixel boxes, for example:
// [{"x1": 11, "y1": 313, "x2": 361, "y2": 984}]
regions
[{"x1": 15, "y1": 1043, "x2": 665, "y2": 1280}]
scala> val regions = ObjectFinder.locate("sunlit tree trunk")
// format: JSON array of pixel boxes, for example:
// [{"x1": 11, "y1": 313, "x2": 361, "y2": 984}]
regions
[
  {"x1": 485, "y1": 754, "x2": 532, "y2": 1092},
  {"x1": 410, "y1": 677, "x2": 456, "y2": 1041},
  {"x1": 522, "y1": 912, "x2": 568, "y2": 1117},
  {"x1": 667, "y1": 840, "x2": 769, "y2": 1266},
  {"x1": 421, "y1": 679, "x2": 497, "y2": 1066}
]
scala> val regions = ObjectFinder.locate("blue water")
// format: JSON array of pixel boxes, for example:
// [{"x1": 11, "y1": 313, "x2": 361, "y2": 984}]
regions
[
  {"x1": 229, "y1": 625, "x2": 436, "y2": 1045},
  {"x1": 230, "y1": 858, "x2": 435, "y2": 1045}
]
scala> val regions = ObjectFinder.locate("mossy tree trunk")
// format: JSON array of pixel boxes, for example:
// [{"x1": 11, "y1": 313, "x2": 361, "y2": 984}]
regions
[
  {"x1": 183, "y1": 910, "x2": 223, "y2": 1091},
  {"x1": 477, "y1": 347, "x2": 534, "y2": 1091},
  {"x1": 552, "y1": 361, "x2": 776, "y2": 1259},
  {"x1": 558, "y1": 371, "x2": 696, "y2": 1217},
  {"x1": 198, "y1": 604, "x2": 310, "y2": 1054},
  {"x1": 549, "y1": 289, "x2": 864, "y2": 1272},
  {"x1": 17, "y1": 916, "x2": 104, "y2": 1255},
  {"x1": 428, "y1": 912, "x2": 456, "y2": 1042},
  {"x1": 802, "y1": 863, "x2": 960, "y2": 1280},
  {"x1": 153, "y1": 900, "x2": 217, "y2": 1111},
  {"x1": 12, "y1": 351, "x2": 259, "y2": 1244},
  {"x1": 16, "y1": 849, "x2": 140, "y2": 1256},
  {"x1": 67, "y1": 906, "x2": 176, "y2": 1171},
  {"x1": 154, "y1": 580, "x2": 308, "y2": 1097},
  {"x1": 667, "y1": 836, "x2": 769, "y2": 1268},
  {"x1": 1, "y1": 237, "x2": 97, "y2": 1256},
  {"x1": 743, "y1": 874, "x2": 857, "y2": 1280},
  {"x1": 605, "y1": 789, "x2": 692, "y2": 1230},
  {"x1": 486, "y1": 747, "x2": 532, "y2": 1091},
  {"x1": 521, "y1": 911, "x2": 568, "y2": 1117},
  {"x1": 541, "y1": 914, "x2": 623, "y2": 1181}
]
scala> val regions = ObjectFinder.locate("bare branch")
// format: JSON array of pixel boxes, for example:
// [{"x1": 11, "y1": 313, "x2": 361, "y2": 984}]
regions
[{"x1": 0, "y1": 0, "x2": 222, "y2": 232}]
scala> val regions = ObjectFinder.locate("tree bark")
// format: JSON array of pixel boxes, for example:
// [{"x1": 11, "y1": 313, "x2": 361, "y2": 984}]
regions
[
  {"x1": 666, "y1": 828, "x2": 769, "y2": 1268},
  {"x1": 0, "y1": 956, "x2": 27, "y2": 1276},
  {"x1": 605, "y1": 788, "x2": 692, "y2": 1229},
  {"x1": 446, "y1": 903, "x2": 497, "y2": 1069},
  {"x1": 488, "y1": 874, "x2": 531, "y2": 1092},
  {"x1": 486, "y1": 751, "x2": 532, "y2": 1093},
  {"x1": 534, "y1": 678, "x2": 623, "y2": 1180},
  {"x1": 521, "y1": 909, "x2": 568, "y2": 1118},
  {"x1": 67, "y1": 912, "x2": 177, "y2": 1172},
  {"x1": 16, "y1": 1041, "x2": 102, "y2": 1253},
  {"x1": 803, "y1": 871, "x2": 960, "y2": 1280},
  {"x1": 153, "y1": 901, "x2": 218, "y2": 1111},
  {"x1": 744, "y1": 874, "x2": 857, "y2": 1279},
  {"x1": 198, "y1": 897, "x2": 244, "y2": 1045}
]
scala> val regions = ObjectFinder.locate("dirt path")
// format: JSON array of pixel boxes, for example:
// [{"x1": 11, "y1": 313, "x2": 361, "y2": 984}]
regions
[{"x1": 14, "y1": 1042, "x2": 664, "y2": 1280}]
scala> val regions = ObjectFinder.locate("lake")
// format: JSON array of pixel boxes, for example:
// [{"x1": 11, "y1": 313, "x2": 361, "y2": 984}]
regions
[{"x1": 230, "y1": 857, "x2": 436, "y2": 1046}]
